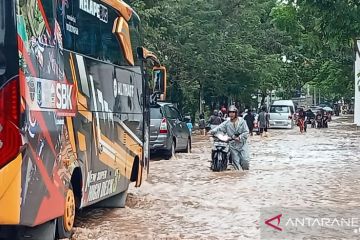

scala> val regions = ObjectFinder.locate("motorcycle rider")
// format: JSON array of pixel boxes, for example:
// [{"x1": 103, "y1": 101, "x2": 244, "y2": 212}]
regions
[
  {"x1": 209, "y1": 105, "x2": 250, "y2": 170},
  {"x1": 315, "y1": 110, "x2": 323, "y2": 128},
  {"x1": 220, "y1": 107, "x2": 228, "y2": 122},
  {"x1": 207, "y1": 110, "x2": 222, "y2": 130}
]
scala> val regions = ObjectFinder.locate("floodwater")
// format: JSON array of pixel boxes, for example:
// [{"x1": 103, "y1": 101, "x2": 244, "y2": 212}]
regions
[{"x1": 72, "y1": 116, "x2": 360, "y2": 240}]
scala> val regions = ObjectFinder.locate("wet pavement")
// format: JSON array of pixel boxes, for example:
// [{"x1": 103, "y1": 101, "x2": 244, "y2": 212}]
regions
[{"x1": 72, "y1": 116, "x2": 360, "y2": 240}]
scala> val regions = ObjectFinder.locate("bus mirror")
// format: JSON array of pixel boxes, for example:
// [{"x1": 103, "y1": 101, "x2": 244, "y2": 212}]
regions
[{"x1": 152, "y1": 66, "x2": 167, "y2": 99}]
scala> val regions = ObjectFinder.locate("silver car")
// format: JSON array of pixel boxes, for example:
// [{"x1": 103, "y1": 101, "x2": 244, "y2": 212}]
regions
[
  {"x1": 269, "y1": 105, "x2": 294, "y2": 129},
  {"x1": 150, "y1": 102, "x2": 191, "y2": 159}
]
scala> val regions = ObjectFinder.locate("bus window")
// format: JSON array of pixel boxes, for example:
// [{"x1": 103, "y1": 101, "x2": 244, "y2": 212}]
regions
[
  {"x1": 128, "y1": 15, "x2": 141, "y2": 65},
  {"x1": 73, "y1": 4, "x2": 128, "y2": 66},
  {"x1": 0, "y1": 0, "x2": 17, "y2": 87},
  {"x1": 0, "y1": 0, "x2": 6, "y2": 76}
]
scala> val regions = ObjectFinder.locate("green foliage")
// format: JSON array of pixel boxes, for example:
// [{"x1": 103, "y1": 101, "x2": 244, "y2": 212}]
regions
[{"x1": 129, "y1": 0, "x2": 359, "y2": 114}]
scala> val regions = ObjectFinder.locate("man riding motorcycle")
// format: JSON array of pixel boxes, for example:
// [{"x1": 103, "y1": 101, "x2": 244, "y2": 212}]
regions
[{"x1": 209, "y1": 105, "x2": 250, "y2": 170}]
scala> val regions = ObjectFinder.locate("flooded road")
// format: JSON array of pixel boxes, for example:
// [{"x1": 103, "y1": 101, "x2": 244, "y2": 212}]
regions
[{"x1": 72, "y1": 116, "x2": 360, "y2": 240}]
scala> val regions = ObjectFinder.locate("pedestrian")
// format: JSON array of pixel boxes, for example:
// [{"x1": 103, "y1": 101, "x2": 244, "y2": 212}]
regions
[
  {"x1": 209, "y1": 105, "x2": 250, "y2": 170},
  {"x1": 244, "y1": 109, "x2": 255, "y2": 136},
  {"x1": 186, "y1": 117, "x2": 193, "y2": 135},
  {"x1": 258, "y1": 105, "x2": 269, "y2": 137},
  {"x1": 199, "y1": 113, "x2": 206, "y2": 136}
]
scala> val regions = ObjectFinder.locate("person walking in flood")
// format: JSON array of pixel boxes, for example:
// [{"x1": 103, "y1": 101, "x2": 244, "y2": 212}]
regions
[
  {"x1": 244, "y1": 109, "x2": 255, "y2": 136},
  {"x1": 199, "y1": 113, "x2": 206, "y2": 136},
  {"x1": 258, "y1": 106, "x2": 269, "y2": 137}
]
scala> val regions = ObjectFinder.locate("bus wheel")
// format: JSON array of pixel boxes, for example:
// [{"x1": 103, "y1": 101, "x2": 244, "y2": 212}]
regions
[{"x1": 56, "y1": 188, "x2": 75, "y2": 239}]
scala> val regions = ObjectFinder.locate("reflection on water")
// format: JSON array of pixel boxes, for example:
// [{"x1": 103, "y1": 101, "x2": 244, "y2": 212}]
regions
[{"x1": 73, "y1": 116, "x2": 360, "y2": 240}]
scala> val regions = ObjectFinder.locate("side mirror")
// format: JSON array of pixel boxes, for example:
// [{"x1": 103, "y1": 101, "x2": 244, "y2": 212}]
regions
[{"x1": 152, "y1": 66, "x2": 167, "y2": 100}]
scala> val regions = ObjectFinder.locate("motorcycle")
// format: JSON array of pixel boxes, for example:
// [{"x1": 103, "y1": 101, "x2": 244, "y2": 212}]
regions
[
  {"x1": 210, "y1": 132, "x2": 231, "y2": 172},
  {"x1": 310, "y1": 118, "x2": 316, "y2": 128},
  {"x1": 322, "y1": 114, "x2": 329, "y2": 128},
  {"x1": 316, "y1": 114, "x2": 323, "y2": 128}
]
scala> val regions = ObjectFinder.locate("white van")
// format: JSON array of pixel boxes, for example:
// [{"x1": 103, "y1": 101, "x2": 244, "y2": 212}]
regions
[{"x1": 268, "y1": 100, "x2": 296, "y2": 129}]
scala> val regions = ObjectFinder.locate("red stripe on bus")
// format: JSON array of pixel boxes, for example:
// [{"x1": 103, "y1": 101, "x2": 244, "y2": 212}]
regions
[
  {"x1": 17, "y1": 35, "x2": 36, "y2": 76},
  {"x1": 19, "y1": 70, "x2": 26, "y2": 100},
  {"x1": 37, "y1": 0, "x2": 51, "y2": 34},
  {"x1": 28, "y1": 145, "x2": 64, "y2": 225}
]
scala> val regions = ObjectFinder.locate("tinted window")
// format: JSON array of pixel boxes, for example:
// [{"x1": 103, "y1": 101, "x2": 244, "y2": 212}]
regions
[
  {"x1": 0, "y1": 0, "x2": 5, "y2": 76},
  {"x1": 0, "y1": 0, "x2": 17, "y2": 87},
  {"x1": 169, "y1": 107, "x2": 181, "y2": 120},
  {"x1": 161, "y1": 105, "x2": 170, "y2": 118},
  {"x1": 129, "y1": 15, "x2": 141, "y2": 65},
  {"x1": 270, "y1": 106, "x2": 290, "y2": 113},
  {"x1": 75, "y1": 7, "x2": 127, "y2": 65},
  {"x1": 150, "y1": 107, "x2": 163, "y2": 119},
  {"x1": 59, "y1": 0, "x2": 141, "y2": 67}
]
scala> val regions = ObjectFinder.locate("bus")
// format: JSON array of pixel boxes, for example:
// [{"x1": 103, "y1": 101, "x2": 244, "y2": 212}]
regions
[{"x1": 0, "y1": 0, "x2": 165, "y2": 239}]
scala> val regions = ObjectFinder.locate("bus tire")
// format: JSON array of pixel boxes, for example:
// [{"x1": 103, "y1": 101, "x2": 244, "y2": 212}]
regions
[
  {"x1": 56, "y1": 188, "x2": 75, "y2": 239},
  {"x1": 17, "y1": 220, "x2": 56, "y2": 240}
]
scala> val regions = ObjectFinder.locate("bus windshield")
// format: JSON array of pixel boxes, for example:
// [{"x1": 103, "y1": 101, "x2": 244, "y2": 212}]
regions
[{"x1": 0, "y1": 0, "x2": 6, "y2": 77}]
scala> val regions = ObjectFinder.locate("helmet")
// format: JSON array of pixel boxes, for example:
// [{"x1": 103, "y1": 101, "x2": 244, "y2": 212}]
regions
[
  {"x1": 213, "y1": 110, "x2": 219, "y2": 116},
  {"x1": 228, "y1": 105, "x2": 238, "y2": 113},
  {"x1": 221, "y1": 107, "x2": 227, "y2": 113}
]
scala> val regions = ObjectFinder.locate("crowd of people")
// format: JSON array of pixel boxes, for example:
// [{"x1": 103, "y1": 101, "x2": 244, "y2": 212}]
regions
[
  {"x1": 193, "y1": 104, "x2": 335, "y2": 172},
  {"x1": 198, "y1": 105, "x2": 270, "y2": 137}
]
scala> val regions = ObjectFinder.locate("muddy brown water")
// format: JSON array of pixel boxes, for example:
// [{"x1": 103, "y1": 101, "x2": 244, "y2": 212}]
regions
[{"x1": 72, "y1": 116, "x2": 360, "y2": 240}]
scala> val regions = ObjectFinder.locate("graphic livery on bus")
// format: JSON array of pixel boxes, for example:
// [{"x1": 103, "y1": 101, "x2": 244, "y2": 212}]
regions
[{"x1": 0, "y1": 0, "x2": 165, "y2": 239}]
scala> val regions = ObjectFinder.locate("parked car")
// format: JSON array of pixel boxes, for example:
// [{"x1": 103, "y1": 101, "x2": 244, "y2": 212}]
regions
[{"x1": 150, "y1": 102, "x2": 191, "y2": 159}]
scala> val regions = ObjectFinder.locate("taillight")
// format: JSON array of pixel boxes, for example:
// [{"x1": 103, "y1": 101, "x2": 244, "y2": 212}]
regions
[
  {"x1": 159, "y1": 118, "x2": 168, "y2": 134},
  {"x1": 0, "y1": 79, "x2": 21, "y2": 169}
]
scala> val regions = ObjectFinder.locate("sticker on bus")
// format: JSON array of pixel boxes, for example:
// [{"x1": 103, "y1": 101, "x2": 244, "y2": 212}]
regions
[{"x1": 26, "y1": 77, "x2": 77, "y2": 116}]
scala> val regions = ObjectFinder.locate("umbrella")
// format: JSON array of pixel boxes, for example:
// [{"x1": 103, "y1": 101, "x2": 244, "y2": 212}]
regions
[{"x1": 323, "y1": 107, "x2": 333, "y2": 112}]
